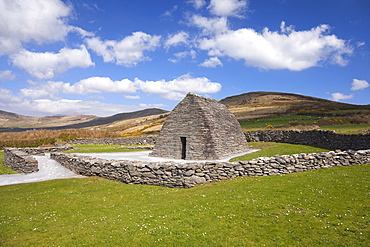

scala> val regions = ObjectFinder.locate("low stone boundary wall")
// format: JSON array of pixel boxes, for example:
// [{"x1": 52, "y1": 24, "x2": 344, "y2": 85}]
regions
[
  {"x1": 20, "y1": 145, "x2": 74, "y2": 155},
  {"x1": 69, "y1": 136, "x2": 157, "y2": 146},
  {"x1": 3, "y1": 148, "x2": 38, "y2": 173},
  {"x1": 68, "y1": 130, "x2": 370, "y2": 151},
  {"x1": 244, "y1": 130, "x2": 370, "y2": 150},
  {"x1": 3, "y1": 145, "x2": 74, "y2": 173},
  {"x1": 51, "y1": 149, "x2": 370, "y2": 188}
]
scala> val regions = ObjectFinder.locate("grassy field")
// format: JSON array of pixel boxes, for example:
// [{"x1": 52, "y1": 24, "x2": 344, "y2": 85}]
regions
[
  {"x1": 231, "y1": 142, "x2": 330, "y2": 162},
  {"x1": 320, "y1": 124, "x2": 370, "y2": 134},
  {"x1": 240, "y1": 115, "x2": 323, "y2": 129},
  {"x1": 240, "y1": 114, "x2": 370, "y2": 134},
  {"x1": 0, "y1": 164, "x2": 368, "y2": 246},
  {"x1": 63, "y1": 144, "x2": 150, "y2": 153}
]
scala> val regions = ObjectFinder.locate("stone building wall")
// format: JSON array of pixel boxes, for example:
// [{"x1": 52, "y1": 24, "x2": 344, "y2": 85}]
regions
[
  {"x1": 51, "y1": 149, "x2": 370, "y2": 188},
  {"x1": 151, "y1": 93, "x2": 249, "y2": 160},
  {"x1": 3, "y1": 148, "x2": 38, "y2": 173},
  {"x1": 69, "y1": 136, "x2": 157, "y2": 145},
  {"x1": 3, "y1": 145, "x2": 74, "y2": 174}
]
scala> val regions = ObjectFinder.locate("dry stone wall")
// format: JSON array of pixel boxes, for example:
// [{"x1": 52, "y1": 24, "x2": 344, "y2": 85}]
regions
[
  {"x1": 51, "y1": 149, "x2": 370, "y2": 188},
  {"x1": 69, "y1": 130, "x2": 370, "y2": 151},
  {"x1": 69, "y1": 136, "x2": 157, "y2": 145},
  {"x1": 244, "y1": 130, "x2": 370, "y2": 150},
  {"x1": 3, "y1": 145, "x2": 74, "y2": 174},
  {"x1": 3, "y1": 148, "x2": 38, "y2": 173}
]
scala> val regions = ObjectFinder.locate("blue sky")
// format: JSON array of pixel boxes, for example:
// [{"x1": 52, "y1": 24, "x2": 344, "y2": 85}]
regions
[{"x1": 0, "y1": 0, "x2": 369, "y2": 117}]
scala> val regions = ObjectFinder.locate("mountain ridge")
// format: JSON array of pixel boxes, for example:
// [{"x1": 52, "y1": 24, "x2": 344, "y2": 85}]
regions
[
  {"x1": 1, "y1": 91, "x2": 369, "y2": 132},
  {"x1": 220, "y1": 91, "x2": 370, "y2": 120},
  {"x1": 0, "y1": 108, "x2": 168, "y2": 132}
]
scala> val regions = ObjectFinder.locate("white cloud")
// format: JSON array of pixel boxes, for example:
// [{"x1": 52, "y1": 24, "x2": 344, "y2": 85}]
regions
[
  {"x1": 0, "y1": 0, "x2": 83, "y2": 56},
  {"x1": 168, "y1": 50, "x2": 196, "y2": 63},
  {"x1": 200, "y1": 57, "x2": 223, "y2": 67},
  {"x1": 69, "y1": 77, "x2": 137, "y2": 94},
  {"x1": 1, "y1": 73, "x2": 221, "y2": 116},
  {"x1": 137, "y1": 73, "x2": 222, "y2": 100},
  {"x1": 125, "y1": 95, "x2": 140, "y2": 100},
  {"x1": 11, "y1": 46, "x2": 94, "y2": 79},
  {"x1": 139, "y1": 103, "x2": 167, "y2": 108},
  {"x1": 350, "y1": 79, "x2": 369, "y2": 91},
  {"x1": 357, "y1": 41, "x2": 365, "y2": 48},
  {"x1": 20, "y1": 77, "x2": 138, "y2": 99},
  {"x1": 189, "y1": 15, "x2": 229, "y2": 35},
  {"x1": 161, "y1": 5, "x2": 178, "y2": 19},
  {"x1": 165, "y1": 31, "x2": 189, "y2": 48},
  {"x1": 86, "y1": 32, "x2": 161, "y2": 67},
  {"x1": 0, "y1": 70, "x2": 15, "y2": 81},
  {"x1": 188, "y1": 0, "x2": 206, "y2": 9},
  {"x1": 207, "y1": 0, "x2": 248, "y2": 18},
  {"x1": 330, "y1": 93, "x2": 353, "y2": 101},
  {"x1": 0, "y1": 87, "x2": 144, "y2": 117},
  {"x1": 18, "y1": 74, "x2": 220, "y2": 101},
  {"x1": 198, "y1": 22, "x2": 353, "y2": 71}
]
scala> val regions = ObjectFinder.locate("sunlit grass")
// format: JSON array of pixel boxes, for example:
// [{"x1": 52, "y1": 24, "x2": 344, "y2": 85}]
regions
[
  {"x1": 231, "y1": 142, "x2": 330, "y2": 162},
  {"x1": 240, "y1": 115, "x2": 370, "y2": 134},
  {"x1": 240, "y1": 115, "x2": 322, "y2": 129},
  {"x1": 0, "y1": 164, "x2": 368, "y2": 246},
  {"x1": 320, "y1": 124, "x2": 370, "y2": 134},
  {"x1": 63, "y1": 144, "x2": 150, "y2": 153}
]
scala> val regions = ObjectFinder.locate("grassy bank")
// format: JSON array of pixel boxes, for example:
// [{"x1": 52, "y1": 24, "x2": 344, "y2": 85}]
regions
[
  {"x1": 240, "y1": 114, "x2": 370, "y2": 134},
  {"x1": 231, "y1": 142, "x2": 330, "y2": 162},
  {"x1": 63, "y1": 144, "x2": 150, "y2": 153},
  {"x1": 1, "y1": 164, "x2": 368, "y2": 246}
]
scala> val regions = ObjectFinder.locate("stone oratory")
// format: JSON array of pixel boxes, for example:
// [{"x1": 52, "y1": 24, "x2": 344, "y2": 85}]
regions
[{"x1": 150, "y1": 92, "x2": 249, "y2": 160}]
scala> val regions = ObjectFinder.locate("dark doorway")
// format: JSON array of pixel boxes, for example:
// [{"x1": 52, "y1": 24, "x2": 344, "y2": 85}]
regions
[{"x1": 180, "y1": 137, "x2": 187, "y2": 159}]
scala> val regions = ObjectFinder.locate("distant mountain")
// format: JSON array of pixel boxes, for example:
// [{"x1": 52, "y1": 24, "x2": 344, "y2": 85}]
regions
[
  {"x1": 1, "y1": 91, "x2": 368, "y2": 133},
  {"x1": 46, "y1": 108, "x2": 169, "y2": 130},
  {"x1": 0, "y1": 108, "x2": 168, "y2": 132},
  {"x1": 0, "y1": 110, "x2": 98, "y2": 129},
  {"x1": 220, "y1": 91, "x2": 370, "y2": 120}
]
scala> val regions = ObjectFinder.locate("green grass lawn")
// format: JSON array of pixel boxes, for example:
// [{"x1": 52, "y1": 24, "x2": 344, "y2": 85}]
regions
[
  {"x1": 239, "y1": 115, "x2": 370, "y2": 134},
  {"x1": 231, "y1": 142, "x2": 330, "y2": 162},
  {"x1": 63, "y1": 144, "x2": 150, "y2": 153},
  {"x1": 320, "y1": 124, "x2": 370, "y2": 134},
  {"x1": 240, "y1": 115, "x2": 322, "y2": 129},
  {"x1": 0, "y1": 164, "x2": 368, "y2": 246}
]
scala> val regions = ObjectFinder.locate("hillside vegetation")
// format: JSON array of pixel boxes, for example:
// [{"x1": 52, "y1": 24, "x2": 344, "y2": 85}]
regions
[
  {"x1": 221, "y1": 91, "x2": 370, "y2": 120},
  {"x1": 0, "y1": 108, "x2": 167, "y2": 132},
  {"x1": 0, "y1": 110, "x2": 97, "y2": 129}
]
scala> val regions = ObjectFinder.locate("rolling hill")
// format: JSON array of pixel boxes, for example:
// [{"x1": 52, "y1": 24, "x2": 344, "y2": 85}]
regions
[
  {"x1": 220, "y1": 91, "x2": 370, "y2": 120},
  {"x1": 0, "y1": 108, "x2": 168, "y2": 132},
  {"x1": 1, "y1": 91, "x2": 369, "y2": 133},
  {"x1": 0, "y1": 110, "x2": 98, "y2": 129}
]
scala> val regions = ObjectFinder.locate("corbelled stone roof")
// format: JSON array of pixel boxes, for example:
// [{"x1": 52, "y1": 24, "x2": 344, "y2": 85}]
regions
[{"x1": 150, "y1": 93, "x2": 249, "y2": 160}]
